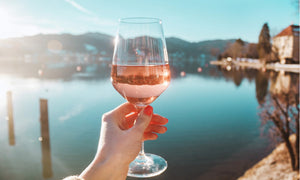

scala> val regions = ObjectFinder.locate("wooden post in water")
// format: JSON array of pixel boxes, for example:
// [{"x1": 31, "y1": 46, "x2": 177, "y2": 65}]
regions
[
  {"x1": 7, "y1": 91, "x2": 15, "y2": 146},
  {"x1": 39, "y1": 98, "x2": 53, "y2": 178}
]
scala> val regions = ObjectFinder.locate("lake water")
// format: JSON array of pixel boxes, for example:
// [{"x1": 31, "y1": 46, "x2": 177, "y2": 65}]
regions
[{"x1": 0, "y1": 65, "x2": 296, "y2": 180}]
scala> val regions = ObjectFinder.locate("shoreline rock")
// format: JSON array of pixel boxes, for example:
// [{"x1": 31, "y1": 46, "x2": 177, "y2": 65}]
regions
[{"x1": 238, "y1": 135, "x2": 299, "y2": 180}]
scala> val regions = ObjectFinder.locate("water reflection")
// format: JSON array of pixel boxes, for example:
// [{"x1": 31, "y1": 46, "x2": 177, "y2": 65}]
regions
[
  {"x1": 212, "y1": 64, "x2": 299, "y2": 105},
  {"x1": 0, "y1": 61, "x2": 111, "y2": 80},
  {"x1": 39, "y1": 99, "x2": 53, "y2": 178},
  {"x1": 0, "y1": 61, "x2": 299, "y2": 179},
  {"x1": 269, "y1": 70, "x2": 294, "y2": 95},
  {"x1": 216, "y1": 63, "x2": 300, "y2": 169},
  {"x1": 215, "y1": 65, "x2": 258, "y2": 87},
  {"x1": 258, "y1": 71, "x2": 299, "y2": 170},
  {"x1": 255, "y1": 71, "x2": 269, "y2": 104},
  {"x1": 6, "y1": 91, "x2": 15, "y2": 146}
]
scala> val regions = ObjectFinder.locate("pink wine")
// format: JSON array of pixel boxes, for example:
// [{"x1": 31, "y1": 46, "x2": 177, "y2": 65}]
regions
[{"x1": 111, "y1": 64, "x2": 171, "y2": 106}]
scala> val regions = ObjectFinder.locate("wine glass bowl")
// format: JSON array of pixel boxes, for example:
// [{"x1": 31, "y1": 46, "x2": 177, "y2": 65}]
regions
[
  {"x1": 111, "y1": 64, "x2": 170, "y2": 106},
  {"x1": 111, "y1": 17, "x2": 170, "y2": 177}
]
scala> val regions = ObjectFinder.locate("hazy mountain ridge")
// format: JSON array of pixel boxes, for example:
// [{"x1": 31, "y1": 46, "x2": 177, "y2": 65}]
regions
[{"x1": 0, "y1": 32, "x2": 236, "y2": 57}]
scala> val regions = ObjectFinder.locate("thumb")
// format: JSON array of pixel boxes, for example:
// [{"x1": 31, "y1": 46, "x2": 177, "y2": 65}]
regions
[{"x1": 133, "y1": 105, "x2": 153, "y2": 133}]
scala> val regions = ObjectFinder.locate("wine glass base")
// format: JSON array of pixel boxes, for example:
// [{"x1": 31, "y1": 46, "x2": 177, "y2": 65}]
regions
[{"x1": 127, "y1": 153, "x2": 168, "y2": 178}]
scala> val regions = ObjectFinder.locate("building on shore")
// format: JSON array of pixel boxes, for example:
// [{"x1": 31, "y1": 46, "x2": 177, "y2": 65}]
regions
[{"x1": 272, "y1": 25, "x2": 299, "y2": 64}]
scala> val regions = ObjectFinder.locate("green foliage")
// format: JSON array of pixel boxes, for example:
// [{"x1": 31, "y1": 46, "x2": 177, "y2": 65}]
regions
[{"x1": 257, "y1": 23, "x2": 272, "y2": 61}]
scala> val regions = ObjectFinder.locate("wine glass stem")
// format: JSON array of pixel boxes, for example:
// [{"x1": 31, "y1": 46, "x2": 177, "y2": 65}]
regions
[
  {"x1": 136, "y1": 105, "x2": 147, "y2": 157},
  {"x1": 139, "y1": 142, "x2": 145, "y2": 156}
]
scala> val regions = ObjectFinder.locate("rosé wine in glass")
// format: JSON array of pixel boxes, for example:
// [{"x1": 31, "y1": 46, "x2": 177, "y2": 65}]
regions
[{"x1": 111, "y1": 64, "x2": 170, "y2": 106}]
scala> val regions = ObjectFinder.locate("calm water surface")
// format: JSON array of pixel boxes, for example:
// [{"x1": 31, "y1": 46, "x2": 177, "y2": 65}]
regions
[{"x1": 0, "y1": 67, "x2": 285, "y2": 180}]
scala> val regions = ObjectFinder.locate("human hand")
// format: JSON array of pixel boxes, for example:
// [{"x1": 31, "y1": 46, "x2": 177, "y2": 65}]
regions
[{"x1": 79, "y1": 103, "x2": 168, "y2": 180}]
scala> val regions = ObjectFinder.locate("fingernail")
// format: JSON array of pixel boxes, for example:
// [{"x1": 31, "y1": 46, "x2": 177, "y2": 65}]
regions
[
  {"x1": 144, "y1": 106, "x2": 153, "y2": 116},
  {"x1": 165, "y1": 118, "x2": 169, "y2": 123}
]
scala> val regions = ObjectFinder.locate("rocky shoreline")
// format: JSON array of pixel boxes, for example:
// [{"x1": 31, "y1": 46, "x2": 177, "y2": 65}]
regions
[{"x1": 238, "y1": 135, "x2": 299, "y2": 180}]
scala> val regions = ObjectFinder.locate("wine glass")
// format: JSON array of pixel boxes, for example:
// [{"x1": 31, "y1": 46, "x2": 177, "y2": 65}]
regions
[{"x1": 111, "y1": 17, "x2": 170, "y2": 178}]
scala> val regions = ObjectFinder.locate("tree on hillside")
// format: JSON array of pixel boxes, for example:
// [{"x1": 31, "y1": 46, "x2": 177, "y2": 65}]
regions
[
  {"x1": 222, "y1": 38, "x2": 246, "y2": 59},
  {"x1": 246, "y1": 43, "x2": 259, "y2": 59},
  {"x1": 235, "y1": 38, "x2": 245, "y2": 46},
  {"x1": 257, "y1": 23, "x2": 272, "y2": 62}
]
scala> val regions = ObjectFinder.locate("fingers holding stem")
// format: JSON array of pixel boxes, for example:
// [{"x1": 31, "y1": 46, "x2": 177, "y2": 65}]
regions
[{"x1": 122, "y1": 105, "x2": 168, "y2": 140}]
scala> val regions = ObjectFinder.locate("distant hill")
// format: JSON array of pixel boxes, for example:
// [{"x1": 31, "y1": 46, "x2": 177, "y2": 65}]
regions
[
  {"x1": 166, "y1": 37, "x2": 235, "y2": 57},
  {"x1": 0, "y1": 32, "x2": 114, "y2": 56},
  {"x1": 0, "y1": 32, "x2": 236, "y2": 58}
]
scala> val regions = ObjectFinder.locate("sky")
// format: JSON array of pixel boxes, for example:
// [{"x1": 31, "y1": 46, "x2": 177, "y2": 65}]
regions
[{"x1": 0, "y1": 0, "x2": 298, "y2": 42}]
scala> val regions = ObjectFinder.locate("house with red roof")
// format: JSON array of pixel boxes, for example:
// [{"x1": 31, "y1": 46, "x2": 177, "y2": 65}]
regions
[{"x1": 272, "y1": 25, "x2": 299, "y2": 64}]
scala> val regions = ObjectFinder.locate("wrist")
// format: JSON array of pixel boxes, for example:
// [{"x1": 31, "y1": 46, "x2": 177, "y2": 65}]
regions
[
  {"x1": 80, "y1": 155, "x2": 129, "y2": 180},
  {"x1": 95, "y1": 155, "x2": 130, "y2": 175}
]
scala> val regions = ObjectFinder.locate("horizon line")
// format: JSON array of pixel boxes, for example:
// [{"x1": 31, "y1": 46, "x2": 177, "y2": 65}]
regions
[{"x1": 0, "y1": 32, "x2": 258, "y2": 43}]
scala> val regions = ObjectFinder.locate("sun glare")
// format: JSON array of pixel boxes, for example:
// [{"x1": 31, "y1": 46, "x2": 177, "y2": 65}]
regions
[
  {"x1": 0, "y1": 7, "x2": 16, "y2": 38},
  {"x1": 0, "y1": 7, "x2": 58, "y2": 39},
  {"x1": 0, "y1": 7, "x2": 9, "y2": 24},
  {"x1": 114, "y1": 36, "x2": 119, "y2": 46},
  {"x1": 0, "y1": 76, "x2": 13, "y2": 94}
]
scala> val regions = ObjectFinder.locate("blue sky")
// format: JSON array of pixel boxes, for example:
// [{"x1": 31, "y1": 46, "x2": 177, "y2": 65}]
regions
[{"x1": 0, "y1": 0, "x2": 298, "y2": 42}]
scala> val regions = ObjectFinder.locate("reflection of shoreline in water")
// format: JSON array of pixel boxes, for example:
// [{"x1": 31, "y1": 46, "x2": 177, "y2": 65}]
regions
[
  {"x1": 7, "y1": 91, "x2": 15, "y2": 146},
  {"x1": 0, "y1": 65, "x2": 296, "y2": 180},
  {"x1": 269, "y1": 71, "x2": 292, "y2": 95},
  {"x1": 39, "y1": 99, "x2": 53, "y2": 178},
  {"x1": 257, "y1": 70, "x2": 299, "y2": 104},
  {"x1": 257, "y1": 71, "x2": 299, "y2": 173},
  {"x1": 0, "y1": 62, "x2": 110, "y2": 80},
  {"x1": 204, "y1": 63, "x2": 299, "y2": 105},
  {"x1": 210, "y1": 60, "x2": 300, "y2": 74},
  {"x1": 0, "y1": 59, "x2": 253, "y2": 81}
]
